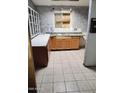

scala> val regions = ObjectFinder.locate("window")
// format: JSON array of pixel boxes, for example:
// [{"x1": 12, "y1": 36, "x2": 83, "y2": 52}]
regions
[
  {"x1": 55, "y1": 11, "x2": 70, "y2": 28},
  {"x1": 28, "y1": 7, "x2": 40, "y2": 38}
]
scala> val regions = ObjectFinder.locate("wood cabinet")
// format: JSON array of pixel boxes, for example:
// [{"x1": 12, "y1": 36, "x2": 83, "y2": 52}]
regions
[
  {"x1": 31, "y1": 35, "x2": 50, "y2": 68},
  {"x1": 50, "y1": 36, "x2": 80, "y2": 50},
  {"x1": 55, "y1": 12, "x2": 70, "y2": 28},
  {"x1": 49, "y1": 37, "x2": 56, "y2": 49},
  {"x1": 32, "y1": 44, "x2": 49, "y2": 68}
]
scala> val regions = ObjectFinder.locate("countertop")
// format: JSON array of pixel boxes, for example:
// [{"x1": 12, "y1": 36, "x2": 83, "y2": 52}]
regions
[
  {"x1": 31, "y1": 32, "x2": 86, "y2": 46},
  {"x1": 31, "y1": 34, "x2": 50, "y2": 47},
  {"x1": 46, "y1": 28, "x2": 85, "y2": 37},
  {"x1": 50, "y1": 33, "x2": 84, "y2": 37}
]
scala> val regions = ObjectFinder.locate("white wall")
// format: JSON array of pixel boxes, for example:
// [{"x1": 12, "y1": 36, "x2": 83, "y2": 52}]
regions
[{"x1": 84, "y1": 0, "x2": 96, "y2": 66}]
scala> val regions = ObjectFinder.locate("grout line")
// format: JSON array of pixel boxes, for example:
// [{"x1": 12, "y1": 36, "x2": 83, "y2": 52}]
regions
[
  {"x1": 53, "y1": 59, "x2": 55, "y2": 93},
  {"x1": 62, "y1": 61, "x2": 67, "y2": 93},
  {"x1": 37, "y1": 49, "x2": 95, "y2": 93},
  {"x1": 72, "y1": 70, "x2": 81, "y2": 93},
  {"x1": 37, "y1": 69, "x2": 45, "y2": 93}
]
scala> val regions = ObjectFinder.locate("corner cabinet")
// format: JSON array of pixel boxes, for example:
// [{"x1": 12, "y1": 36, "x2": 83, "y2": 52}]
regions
[
  {"x1": 50, "y1": 36, "x2": 80, "y2": 50},
  {"x1": 32, "y1": 44, "x2": 49, "y2": 68},
  {"x1": 31, "y1": 35, "x2": 50, "y2": 68}
]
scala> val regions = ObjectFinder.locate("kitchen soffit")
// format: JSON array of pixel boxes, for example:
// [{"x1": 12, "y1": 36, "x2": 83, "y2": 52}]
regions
[{"x1": 32, "y1": 0, "x2": 89, "y2": 6}]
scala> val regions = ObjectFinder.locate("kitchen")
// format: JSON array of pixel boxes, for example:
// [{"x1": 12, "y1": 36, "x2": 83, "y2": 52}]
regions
[
  {"x1": 29, "y1": 1, "x2": 88, "y2": 67},
  {"x1": 28, "y1": 0, "x2": 96, "y2": 93}
]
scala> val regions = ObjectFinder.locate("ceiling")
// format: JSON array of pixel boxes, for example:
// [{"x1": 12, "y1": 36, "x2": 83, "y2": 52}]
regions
[{"x1": 32, "y1": 0, "x2": 89, "y2": 6}]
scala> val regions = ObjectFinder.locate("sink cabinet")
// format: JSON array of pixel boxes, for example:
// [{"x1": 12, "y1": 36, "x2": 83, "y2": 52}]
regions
[{"x1": 50, "y1": 36, "x2": 80, "y2": 50}]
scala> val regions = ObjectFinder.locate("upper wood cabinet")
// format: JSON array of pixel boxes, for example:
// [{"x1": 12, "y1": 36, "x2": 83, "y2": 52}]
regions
[{"x1": 55, "y1": 12, "x2": 70, "y2": 28}]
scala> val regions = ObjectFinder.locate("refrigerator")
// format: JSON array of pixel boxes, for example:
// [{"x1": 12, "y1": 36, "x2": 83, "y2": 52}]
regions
[{"x1": 84, "y1": 0, "x2": 96, "y2": 66}]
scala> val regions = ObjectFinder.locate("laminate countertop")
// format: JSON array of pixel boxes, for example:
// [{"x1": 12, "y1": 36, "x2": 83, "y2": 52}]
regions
[
  {"x1": 31, "y1": 34, "x2": 50, "y2": 47},
  {"x1": 50, "y1": 33, "x2": 84, "y2": 37}
]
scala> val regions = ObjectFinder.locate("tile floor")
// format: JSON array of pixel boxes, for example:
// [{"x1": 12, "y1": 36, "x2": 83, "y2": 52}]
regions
[{"x1": 35, "y1": 49, "x2": 96, "y2": 93}]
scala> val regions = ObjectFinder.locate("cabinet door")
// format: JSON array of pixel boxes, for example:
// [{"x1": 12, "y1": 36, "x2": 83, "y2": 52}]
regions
[
  {"x1": 70, "y1": 37, "x2": 80, "y2": 49},
  {"x1": 62, "y1": 37, "x2": 71, "y2": 49},
  {"x1": 50, "y1": 37, "x2": 56, "y2": 49},
  {"x1": 56, "y1": 37, "x2": 71, "y2": 49},
  {"x1": 55, "y1": 37, "x2": 63, "y2": 49}
]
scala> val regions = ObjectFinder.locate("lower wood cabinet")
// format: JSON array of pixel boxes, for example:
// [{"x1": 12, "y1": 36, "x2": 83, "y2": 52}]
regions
[
  {"x1": 50, "y1": 36, "x2": 80, "y2": 50},
  {"x1": 32, "y1": 40, "x2": 50, "y2": 68}
]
